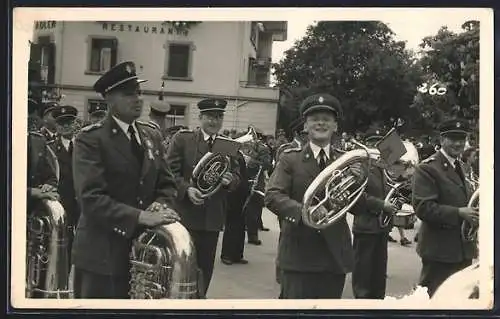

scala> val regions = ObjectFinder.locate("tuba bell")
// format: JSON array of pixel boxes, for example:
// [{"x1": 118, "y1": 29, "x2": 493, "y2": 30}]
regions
[
  {"x1": 191, "y1": 126, "x2": 258, "y2": 199},
  {"x1": 302, "y1": 139, "x2": 382, "y2": 229},
  {"x1": 462, "y1": 188, "x2": 479, "y2": 243},
  {"x1": 129, "y1": 221, "x2": 200, "y2": 299},
  {"x1": 26, "y1": 199, "x2": 72, "y2": 298}
]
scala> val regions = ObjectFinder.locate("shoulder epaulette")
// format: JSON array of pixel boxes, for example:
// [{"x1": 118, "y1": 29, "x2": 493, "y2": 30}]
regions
[
  {"x1": 283, "y1": 146, "x2": 302, "y2": 154},
  {"x1": 81, "y1": 122, "x2": 103, "y2": 132},
  {"x1": 136, "y1": 120, "x2": 159, "y2": 130},
  {"x1": 421, "y1": 156, "x2": 436, "y2": 164},
  {"x1": 29, "y1": 131, "x2": 44, "y2": 137},
  {"x1": 177, "y1": 129, "x2": 193, "y2": 134}
]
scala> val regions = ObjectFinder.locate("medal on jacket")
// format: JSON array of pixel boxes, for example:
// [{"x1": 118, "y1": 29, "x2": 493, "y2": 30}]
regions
[{"x1": 146, "y1": 140, "x2": 154, "y2": 160}]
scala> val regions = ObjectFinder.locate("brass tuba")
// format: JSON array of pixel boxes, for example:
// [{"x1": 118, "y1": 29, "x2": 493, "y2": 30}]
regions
[
  {"x1": 462, "y1": 188, "x2": 479, "y2": 242},
  {"x1": 191, "y1": 127, "x2": 258, "y2": 199},
  {"x1": 129, "y1": 221, "x2": 200, "y2": 299},
  {"x1": 26, "y1": 199, "x2": 72, "y2": 298},
  {"x1": 302, "y1": 139, "x2": 382, "y2": 229}
]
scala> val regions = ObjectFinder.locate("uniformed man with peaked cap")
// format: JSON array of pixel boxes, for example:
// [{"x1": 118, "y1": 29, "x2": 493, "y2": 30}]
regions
[
  {"x1": 412, "y1": 118, "x2": 478, "y2": 297},
  {"x1": 48, "y1": 105, "x2": 80, "y2": 274},
  {"x1": 88, "y1": 103, "x2": 108, "y2": 124},
  {"x1": 71, "y1": 61, "x2": 180, "y2": 298},
  {"x1": 165, "y1": 97, "x2": 241, "y2": 297},
  {"x1": 265, "y1": 93, "x2": 356, "y2": 299}
]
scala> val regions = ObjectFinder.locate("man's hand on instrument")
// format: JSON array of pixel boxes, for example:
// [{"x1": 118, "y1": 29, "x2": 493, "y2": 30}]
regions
[
  {"x1": 40, "y1": 184, "x2": 57, "y2": 193},
  {"x1": 187, "y1": 187, "x2": 205, "y2": 206},
  {"x1": 146, "y1": 201, "x2": 168, "y2": 213},
  {"x1": 138, "y1": 208, "x2": 180, "y2": 227},
  {"x1": 221, "y1": 172, "x2": 233, "y2": 186},
  {"x1": 458, "y1": 207, "x2": 479, "y2": 226},
  {"x1": 30, "y1": 186, "x2": 59, "y2": 201},
  {"x1": 349, "y1": 163, "x2": 364, "y2": 179},
  {"x1": 382, "y1": 202, "x2": 399, "y2": 215},
  {"x1": 311, "y1": 205, "x2": 329, "y2": 224}
]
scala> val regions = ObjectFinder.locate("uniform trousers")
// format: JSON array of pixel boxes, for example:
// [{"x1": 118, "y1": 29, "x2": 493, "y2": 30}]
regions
[
  {"x1": 221, "y1": 206, "x2": 246, "y2": 261},
  {"x1": 188, "y1": 230, "x2": 220, "y2": 297},
  {"x1": 352, "y1": 232, "x2": 388, "y2": 299},
  {"x1": 280, "y1": 270, "x2": 346, "y2": 299},
  {"x1": 73, "y1": 267, "x2": 130, "y2": 299},
  {"x1": 419, "y1": 258, "x2": 472, "y2": 297},
  {"x1": 245, "y1": 195, "x2": 264, "y2": 238}
]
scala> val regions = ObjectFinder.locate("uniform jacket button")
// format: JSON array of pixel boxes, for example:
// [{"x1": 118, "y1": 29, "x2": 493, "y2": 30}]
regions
[
  {"x1": 139, "y1": 200, "x2": 143, "y2": 205},
  {"x1": 139, "y1": 180, "x2": 143, "y2": 185}
]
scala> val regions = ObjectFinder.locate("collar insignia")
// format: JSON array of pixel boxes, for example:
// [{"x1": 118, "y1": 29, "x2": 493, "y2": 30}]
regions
[
  {"x1": 456, "y1": 122, "x2": 461, "y2": 128},
  {"x1": 318, "y1": 96, "x2": 324, "y2": 103}
]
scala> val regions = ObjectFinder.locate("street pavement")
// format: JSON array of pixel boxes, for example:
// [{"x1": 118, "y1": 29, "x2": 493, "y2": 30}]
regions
[{"x1": 208, "y1": 208, "x2": 421, "y2": 299}]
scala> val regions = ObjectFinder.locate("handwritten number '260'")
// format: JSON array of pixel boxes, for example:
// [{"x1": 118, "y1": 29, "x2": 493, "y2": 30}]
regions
[{"x1": 417, "y1": 83, "x2": 447, "y2": 96}]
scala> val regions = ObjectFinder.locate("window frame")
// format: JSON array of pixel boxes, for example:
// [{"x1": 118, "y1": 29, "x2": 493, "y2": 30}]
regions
[
  {"x1": 165, "y1": 103, "x2": 188, "y2": 127},
  {"x1": 162, "y1": 41, "x2": 194, "y2": 81},
  {"x1": 85, "y1": 35, "x2": 118, "y2": 75},
  {"x1": 86, "y1": 98, "x2": 109, "y2": 121}
]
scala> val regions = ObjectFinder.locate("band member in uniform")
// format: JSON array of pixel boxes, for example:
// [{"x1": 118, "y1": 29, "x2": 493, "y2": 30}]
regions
[
  {"x1": 40, "y1": 103, "x2": 58, "y2": 143},
  {"x1": 265, "y1": 93, "x2": 354, "y2": 299},
  {"x1": 165, "y1": 98, "x2": 241, "y2": 297},
  {"x1": 148, "y1": 91, "x2": 171, "y2": 133},
  {"x1": 220, "y1": 150, "x2": 250, "y2": 265},
  {"x1": 350, "y1": 155, "x2": 398, "y2": 299},
  {"x1": 48, "y1": 105, "x2": 80, "y2": 273},
  {"x1": 71, "y1": 61, "x2": 180, "y2": 299},
  {"x1": 27, "y1": 97, "x2": 59, "y2": 205},
  {"x1": 412, "y1": 118, "x2": 478, "y2": 297},
  {"x1": 88, "y1": 103, "x2": 108, "y2": 124}
]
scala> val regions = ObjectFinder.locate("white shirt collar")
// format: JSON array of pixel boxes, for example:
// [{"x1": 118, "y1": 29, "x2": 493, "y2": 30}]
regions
[
  {"x1": 112, "y1": 116, "x2": 141, "y2": 145},
  {"x1": 309, "y1": 142, "x2": 330, "y2": 161},
  {"x1": 201, "y1": 129, "x2": 216, "y2": 141},
  {"x1": 61, "y1": 136, "x2": 74, "y2": 150},
  {"x1": 440, "y1": 148, "x2": 457, "y2": 168}
]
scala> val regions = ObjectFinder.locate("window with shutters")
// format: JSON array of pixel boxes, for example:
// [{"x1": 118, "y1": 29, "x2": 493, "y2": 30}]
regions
[
  {"x1": 31, "y1": 36, "x2": 56, "y2": 85},
  {"x1": 87, "y1": 37, "x2": 118, "y2": 74},
  {"x1": 165, "y1": 104, "x2": 187, "y2": 127},
  {"x1": 163, "y1": 42, "x2": 193, "y2": 81}
]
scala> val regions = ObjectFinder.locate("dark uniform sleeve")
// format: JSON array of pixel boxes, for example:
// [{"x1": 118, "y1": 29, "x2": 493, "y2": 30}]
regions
[
  {"x1": 150, "y1": 129, "x2": 178, "y2": 205},
  {"x1": 412, "y1": 164, "x2": 460, "y2": 227},
  {"x1": 349, "y1": 166, "x2": 385, "y2": 216},
  {"x1": 165, "y1": 132, "x2": 192, "y2": 201},
  {"x1": 41, "y1": 144, "x2": 58, "y2": 188},
  {"x1": 224, "y1": 155, "x2": 241, "y2": 192},
  {"x1": 72, "y1": 131, "x2": 141, "y2": 239},
  {"x1": 264, "y1": 153, "x2": 302, "y2": 225}
]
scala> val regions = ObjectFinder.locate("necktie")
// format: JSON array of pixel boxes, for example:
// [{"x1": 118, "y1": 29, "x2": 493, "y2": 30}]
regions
[
  {"x1": 68, "y1": 140, "x2": 73, "y2": 155},
  {"x1": 318, "y1": 148, "x2": 327, "y2": 170},
  {"x1": 128, "y1": 125, "x2": 143, "y2": 165},
  {"x1": 208, "y1": 136, "x2": 215, "y2": 152},
  {"x1": 454, "y1": 160, "x2": 465, "y2": 184}
]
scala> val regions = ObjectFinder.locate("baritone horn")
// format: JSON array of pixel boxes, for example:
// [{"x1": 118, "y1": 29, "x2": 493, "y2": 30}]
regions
[
  {"x1": 191, "y1": 126, "x2": 258, "y2": 199},
  {"x1": 26, "y1": 199, "x2": 72, "y2": 298},
  {"x1": 302, "y1": 139, "x2": 383, "y2": 229},
  {"x1": 462, "y1": 188, "x2": 479, "y2": 242}
]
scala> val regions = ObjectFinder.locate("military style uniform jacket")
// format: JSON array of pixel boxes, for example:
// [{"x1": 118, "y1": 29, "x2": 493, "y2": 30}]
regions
[
  {"x1": 27, "y1": 131, "x2": 58, "y2": 191},
  {"x1": 165, "y1": 128, "x2": 241, "y2": 232},
  {"x1": 71, "y1": 117, "x2": 178, "y2": 276},
  {"x1": 274, "y1": 138, "x2": 302, "y2": 164},
  {"x1": 264, "y1": 143, "x2": 354, "y2": 274},
  {"x1": 412, "y1": 151, "x2": 477, "y2": 263},
  {"x1": 48, "y1": 136, "x2": 80, "y2": 228},
  {"x1": 351, "y1": 164, "x2": 393, "y2": 234}
]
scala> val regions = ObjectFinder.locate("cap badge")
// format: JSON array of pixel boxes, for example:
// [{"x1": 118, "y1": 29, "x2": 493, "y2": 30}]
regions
[
  {"x1": 61, "y1": 107, "x2": 66, "y2": 113},
  {"x1": 318, "y1": 96, "x2": 324, "y2": 103},
  {"x1": 456, "y1": 122, "x2": 461, "y2": 128},
  {"x1": 126, "y1": 64, "x2": 134, "y2": 74},
  {"x1": 215, "y1": 100, "x2": 220, "y2": 107}
]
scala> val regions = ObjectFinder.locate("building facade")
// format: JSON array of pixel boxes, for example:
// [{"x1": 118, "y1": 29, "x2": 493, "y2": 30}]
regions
[{"x1": 30, "y1": 20, "x2": 287, "y2": 135}]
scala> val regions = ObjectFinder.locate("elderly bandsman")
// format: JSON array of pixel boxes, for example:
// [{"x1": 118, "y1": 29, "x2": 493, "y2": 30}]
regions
[
  {"x1": 88, "y1": 103, "x2": 108, "y2": 124},
  {"x1": 412, "y1": 118, "x2": 478, "y2": 297},
  {"x1": 71, "y1": 61, "x2": 179, "y2": 299},
  {"x1": 265, "y1": 93, "x2": 355, "y2": 299},
  {"x1": 165, "y1": 98, "x2": 241, "y2": 297}
]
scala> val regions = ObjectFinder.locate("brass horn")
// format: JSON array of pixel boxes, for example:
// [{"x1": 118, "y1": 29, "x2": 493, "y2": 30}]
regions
[
  {"x1": 461, "y1": 188, "x2": 479, "y2": 243},
  {"x1": 302, "y1": 139, "x2": 382, "y2": 229},
  {"x1": 129, "y1": 221, "x2": 200, "y2": 299},
  {"x1": 191, "y1": 127, "x2": 258, "y2": 199}
]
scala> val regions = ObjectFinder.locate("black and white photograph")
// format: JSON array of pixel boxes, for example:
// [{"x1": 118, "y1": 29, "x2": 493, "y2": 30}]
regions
[{"x1": 11, "y1": 7, "x2": 493, "y2": 310}]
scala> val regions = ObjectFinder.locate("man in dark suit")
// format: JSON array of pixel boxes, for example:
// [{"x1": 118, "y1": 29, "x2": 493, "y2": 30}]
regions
[
  {"x1": 71, "y1": 61, "x2": 180, "y2": 299},
  {"x1": 88, "y1": 103, "x2": 108, "y2": 125},
  {"x1": 165, "y1": 99, "x2": 241, "y2": 297},
  {"x1": 220, "y1": 150, "x2": 250, "y2": 265},
  {"x1": 40, "y1": 103, "x2": 58, "y2": 143},
  {"x1": 350, "y1": 157, "x2": 398, "y2": 299},
  {"x1": 412, "y1": 118, "x2": 478, "y2": 297},
  {"x1": 265, "y1": 93, "x2": 355, "y2": 299},
  {"x1": 48, "y1": 105, "x2": 81, "y2": 273}
]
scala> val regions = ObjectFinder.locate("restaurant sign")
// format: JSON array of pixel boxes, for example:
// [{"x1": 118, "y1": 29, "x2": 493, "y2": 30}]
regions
[
  {"x1": 102, "y1": 22, "x2": 189, "y2": 36},
  {"x1": 35, "y1": 21, "x2": 57, "y2": 30}
]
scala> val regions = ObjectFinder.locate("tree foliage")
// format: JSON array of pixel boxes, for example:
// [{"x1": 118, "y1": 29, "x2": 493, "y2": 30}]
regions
[
  {"x1": 273, "y1": 21, "x2": 422, "y2": 136},
  {"x1": 411, "y1": 21, "x2": 479, "y2": 138}
]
